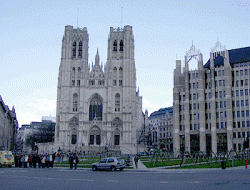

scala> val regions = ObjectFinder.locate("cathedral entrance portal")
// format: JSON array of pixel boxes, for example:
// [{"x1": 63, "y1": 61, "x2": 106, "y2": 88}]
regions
[{"x1": 89, "y1": 126, "x2": 101, "y2": 145}]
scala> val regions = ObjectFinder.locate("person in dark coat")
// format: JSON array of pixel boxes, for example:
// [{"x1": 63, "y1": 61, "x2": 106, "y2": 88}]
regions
[
  {"x1": 37, "y1": 155, "x2": 41, "y2": 168},
  {"x1": 32, "y1": 154, "x2": 37, "y2": 168},
  {"x1": 69, "y1": 154, "x2": 73, "y2": 169}
]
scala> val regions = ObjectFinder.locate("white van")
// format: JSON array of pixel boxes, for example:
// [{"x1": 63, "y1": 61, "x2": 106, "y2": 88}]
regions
[{"x1": 0, "y1": 151, "x2": 14, "y2": 167}]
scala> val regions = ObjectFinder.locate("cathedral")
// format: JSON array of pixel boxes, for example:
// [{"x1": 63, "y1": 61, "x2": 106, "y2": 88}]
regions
[{"x1": 53, "y1": 25, "x2": 143, "y2": 154}]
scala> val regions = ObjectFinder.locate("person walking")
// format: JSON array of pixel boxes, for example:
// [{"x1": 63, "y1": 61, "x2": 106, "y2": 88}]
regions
[
  {"x1": 134, "y1": 155, "x2": 139, "y2": 169},
  {"x1": 41, "y1": 155, "x2": 46, "y2": 168}
]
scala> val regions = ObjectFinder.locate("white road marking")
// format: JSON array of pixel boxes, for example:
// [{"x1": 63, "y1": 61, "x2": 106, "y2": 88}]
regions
[
  {"x1": 160, "y1": 181, "x2": 169, "y2": 183},
  {"x1": 189, "y1": 181, "x2": 200, "y2": 184},
  {"x1": 107, "y1": 180, "x2": 119, "y2": 183}
]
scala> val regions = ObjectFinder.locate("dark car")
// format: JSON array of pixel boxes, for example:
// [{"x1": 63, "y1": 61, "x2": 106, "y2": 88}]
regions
[{"x1": 91, "y1": 157, "x2": 126, "y2": 171}]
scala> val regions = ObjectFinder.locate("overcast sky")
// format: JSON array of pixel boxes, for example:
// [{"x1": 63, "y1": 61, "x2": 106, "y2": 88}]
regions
[{"x1": 1, "y1": 0, "x2": 250, "y2": 127}]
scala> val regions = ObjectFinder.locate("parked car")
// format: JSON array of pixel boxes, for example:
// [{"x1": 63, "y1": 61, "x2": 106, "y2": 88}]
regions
[{"x1": 92, "y1": 157, "x2": 126, "y2": 171}]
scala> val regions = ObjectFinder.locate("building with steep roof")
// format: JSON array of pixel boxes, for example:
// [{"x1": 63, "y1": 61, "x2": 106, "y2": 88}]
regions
[
  {"x1": 147, "y1": 107, "x2": 173, "y2": 151},
  {"x1": 38, "y1": 25, "x2": 143, "y2": 154},
  {"x1": 173, "y1": 42, "x2": 250, "y2": 157}
]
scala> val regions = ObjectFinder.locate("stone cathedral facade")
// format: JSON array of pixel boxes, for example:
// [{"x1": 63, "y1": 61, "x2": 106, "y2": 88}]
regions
[{"x1": 52, "y1": 25, "x2": 142, "y2": 154}]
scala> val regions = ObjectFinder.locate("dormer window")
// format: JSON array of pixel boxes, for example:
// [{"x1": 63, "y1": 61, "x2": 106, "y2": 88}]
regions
[{"x1": 113, "y1": 40, "x2": 117, "y2": 51}]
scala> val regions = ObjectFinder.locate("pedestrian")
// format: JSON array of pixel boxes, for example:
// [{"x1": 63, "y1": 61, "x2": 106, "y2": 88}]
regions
[
  {"x1": 24, "y1": 155, "x2": 28, "y2": 168},
  {"x1": 32, "y1": 154, "x2": 37, "y2": 168},
  {"x1": 46, "y1": 154, "x2": 50, "y2": 168},
  {"x1": 28, "y1": 155, "x2": 33, "y2": 168},
  {"x1": 37, "y1": 155, "x2": 41, "y2": 168},
  {"x1": 134, "y1": 154, "x2": 139, "y2": 169},
  {"x1": 69, "y1": 154, "x2": 73, "y2": 169},
  {"x1": 74, "y1": 154, "x2": 79, "y2": 170},
  {"x1": 41, "y1": 155, "x2": 46, "y2": 168}
]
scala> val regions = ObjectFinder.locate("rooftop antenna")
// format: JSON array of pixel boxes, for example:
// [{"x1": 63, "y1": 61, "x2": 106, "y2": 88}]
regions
[
  {"x1": 77, "y1": 7, "x2": 79, "y2": 28},
  {"x1": 121, "y1": 7, "x2": 123, "y2": 28}
]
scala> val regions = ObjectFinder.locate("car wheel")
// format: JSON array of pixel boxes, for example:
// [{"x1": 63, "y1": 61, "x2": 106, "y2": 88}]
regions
[
  {"x1": 119, "y1": 168, "x2": 123, "y2": 171},
  {"x1": 110, "y1": 166, "x2": 116, "y2": 171},
  {"x1": 92, "y1": 166, "x2": 97, "y2": 171}
]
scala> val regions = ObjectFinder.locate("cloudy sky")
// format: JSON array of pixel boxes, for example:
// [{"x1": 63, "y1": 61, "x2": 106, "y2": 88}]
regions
[{"x1": 1, "y1": 0, "x2": 250, "y2": 127}]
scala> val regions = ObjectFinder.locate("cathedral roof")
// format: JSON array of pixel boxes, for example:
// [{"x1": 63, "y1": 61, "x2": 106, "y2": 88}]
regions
[{"x1": 204, "y1": 46, "x2": 250, "y2": 68}]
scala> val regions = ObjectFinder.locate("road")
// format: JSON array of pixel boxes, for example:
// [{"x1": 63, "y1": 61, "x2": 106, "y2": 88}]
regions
[{"x1": 0, "y1": 167, "x2": 250, "y2": 190}]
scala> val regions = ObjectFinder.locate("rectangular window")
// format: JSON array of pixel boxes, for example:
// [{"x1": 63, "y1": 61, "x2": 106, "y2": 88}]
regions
[
  {"x1": 242, "y1": 111, "x2": 245, "y2": 117},
  {"x1": 221, "y1": 122, "x2": 224, "y2": 129},
  {"x1": 242, "y1": 121, "x2": 245, "y2": 128},
  {"x1": 193, "y1": 83, "x2": 195, "y2": 89},
  {"x1": 241, "y1": 80, "x2": 244, "y2": 86},
  {"x1": 220, "y1": 101, "x2": 223, "y2": 108},
  {"x1": 246, "y1": 100, "x2": 249, "y2": 106},
  {"x1": 219, "y1": 91, "x2": 222, "y2": 98},
  {"x1": 236, "y1": 90, "x2": 239, "y2": 96},
  {"x1": 247, "y1": 121, "x2": 250, "y2": 127},
  {"x1": 224, "y1": 101, "x2": 226, "y2": 108},
  {"x1": 246, "y1": 79, "x2": 248, "y2": 86},
  {"x1": 113, "y1": 80, "x2": 117, "y2": 86},
  {"x1": 225, "y1": 122, "x2": 227, "y2": 128},
  {"x1": 237, "y1": 111, "x2": 240, "y2": 117},
  {"x1": 216, "y1": 112, "x2": 219, "y2": 118},
  {"x1": 77, "y1": 80, "x2": 80, "y2": 86},
  {"x1": 236, "y1": 80, "x2": 239, "y2": 87},
  {"x1": 240, "y1": 70, "x2": 243, "y2": 76},
  {"x1": 193, "y1": 103, "x2": 196, "y2": 110},
  {"x1": 233, "y1": 132, "x2": 236, "y2": 138},
  {"x1": 236, "y1": 71, "x2": 239, "y2": 76},
  {"x1": 243, "y1": 132, "x2": 245, "y2": 138},
  {"x1": 193, "y1": 94, "x2": 196, "y2": 100},
  {"x1": 245, "y1": 89, "x2": 249, "y2": 96},
  {"x1": 238, "y1": 132, "x2": 241, "y2": 138},
  {"x1": 219, "y1": 80, "x2": 222, "y2": 86},
  {"x1": 232, "y1": 101, "x2": 235, "y2": 107},
  {"x1": 245, "y1": 69, "x2": 248, "y2": 75},
  {"x1": 236, "y1": 100, "x2": 239, "y2": 107},
  {"x1": 209, "y1": 93, "x2": 211, "y2": 99},
  {"x1": 225, "y1": 111, "x2": 227, "y2": 118},
  {"x1": 246, "y1": 110, "x2": 249, "y2": 117},
  {"x1": 72, "y1": 80, "x2": 75, "y2": 86},
  {"x1": 220, "y1": 112, "x2": 223, "y2": 118},
  {"x1": 241, "y1": 90, "x2": 244, "y2": 96},
  {"x1": 223, "y1": 80, "x2": 225, "y2": 86},
  {"x1": 218, "y1": 70, "x2": 221, "y2": 76},
  {"x1": 196, "y1": 73, "x2": 198, "y2": 78},
  {"x1": 241, "y1": 100, "x2": 244, "y2": 107}
]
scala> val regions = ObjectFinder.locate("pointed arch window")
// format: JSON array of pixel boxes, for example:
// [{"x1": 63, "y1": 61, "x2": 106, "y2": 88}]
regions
[
  {"x1": 113, "y1": 40, "x2": 117, "y2": 51},
  {"x1": 73, "y1": 93, "x2": 78, "y2": 112},
  {"x1": 119, "y1": 40, "x2": 123, "y2": 51},
  {"x1": 119, "y1": 67, "x2": 123, "y2": 79},
  {"x1": 71, "y1": 134, "x2": 77, "y2": 144},
  {"x1": 72, "y1": 41, "x2": 76, "y2": 58},
  {"x1": 115, "y1": 93, "x2": 120, "y2": 112},
  {"x1": 89, "y1": 94, "x2": 103, "y2": 121},
  {"x1": 72, "y1": 67, "x2": 76, "y2": 86},
  {"x1": 78, "y1": 41, "x2": 82, "y2": 58}
]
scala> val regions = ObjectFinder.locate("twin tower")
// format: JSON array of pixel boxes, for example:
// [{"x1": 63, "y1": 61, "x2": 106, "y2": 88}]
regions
[{"x1": 54, "y1": 25, "x2": 142, "y2": 154}]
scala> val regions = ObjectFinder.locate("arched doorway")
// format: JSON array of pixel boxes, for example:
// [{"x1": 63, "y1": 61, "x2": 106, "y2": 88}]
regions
[
  {"x1": 89, "y1": 126, "x2": 101, "y2": 145},
  {"x1": 112, "y1": 117, "x2": 122, "y2": 145}
]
